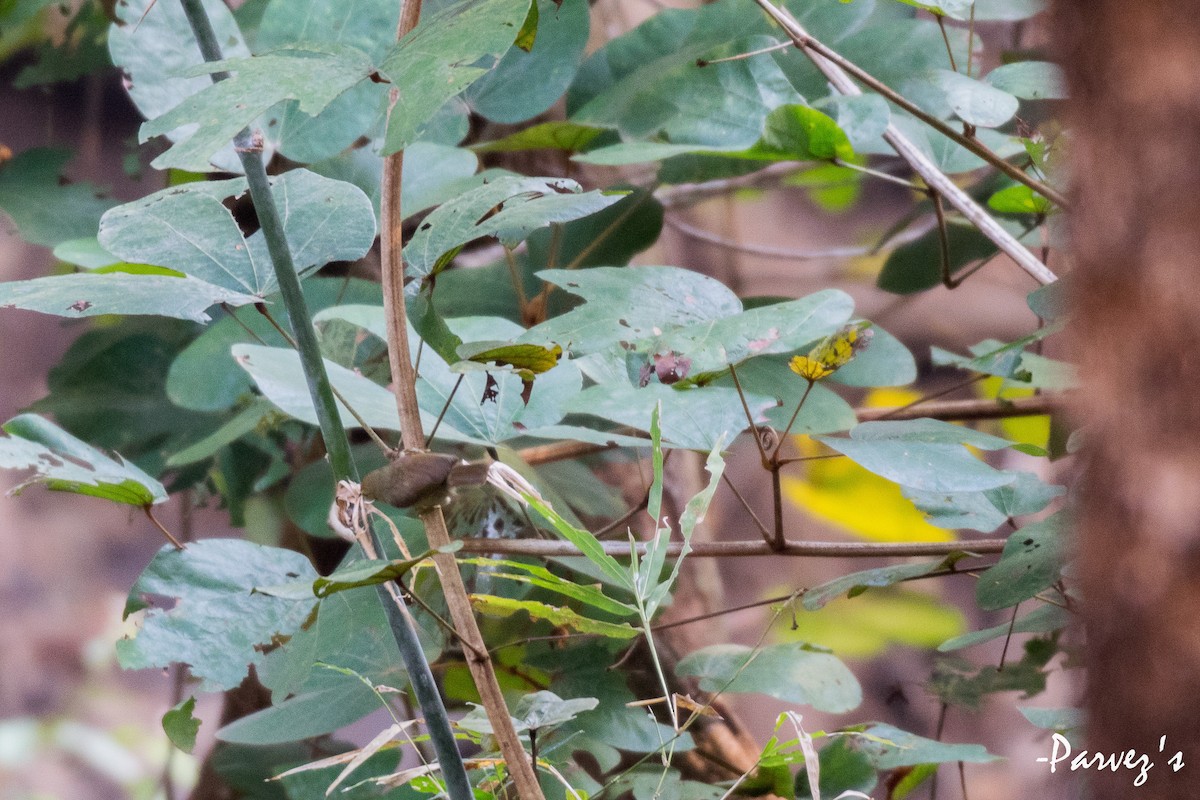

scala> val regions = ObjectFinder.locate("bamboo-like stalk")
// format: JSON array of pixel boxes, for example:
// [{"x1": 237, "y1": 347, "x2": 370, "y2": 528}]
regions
[{"x1": 175, "y1": 4, "x2": 473, "y2": 798}]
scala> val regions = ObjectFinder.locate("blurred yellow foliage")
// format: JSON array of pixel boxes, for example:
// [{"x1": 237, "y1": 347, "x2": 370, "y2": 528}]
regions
[
  {"x1": 778, "y1": 589, "x2": 966, "y2": 659},
  {"x1": 781, "y1": 388, "x2": 955, "y2": 542}
]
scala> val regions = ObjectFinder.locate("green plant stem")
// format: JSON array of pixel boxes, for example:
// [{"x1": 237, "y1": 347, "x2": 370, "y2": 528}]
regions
[
  {"x1": 175, "y1": 4, "x2": 473, "y2": 799},
  {"x1": 177, "y1": 0, "x2": 353, "y2": 481}
]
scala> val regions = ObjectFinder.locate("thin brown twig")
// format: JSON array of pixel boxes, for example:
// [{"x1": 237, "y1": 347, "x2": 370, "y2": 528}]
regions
[{"x1": 454, "y1": 537, "x2": 1006, "y2": 558}]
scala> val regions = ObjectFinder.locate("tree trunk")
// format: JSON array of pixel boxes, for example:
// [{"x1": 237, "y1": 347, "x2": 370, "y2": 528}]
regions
[{"x1": 1054, "y1": 2, "x2": 1200, "y2": 796}]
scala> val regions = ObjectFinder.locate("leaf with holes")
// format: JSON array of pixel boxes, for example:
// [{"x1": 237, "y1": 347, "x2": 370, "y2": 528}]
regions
[
  {"x1": 0, "y1": 414, "x2": 166, "y2": 506},
  {"x1": 99, "y1": 170, "x2": 375, "y2": 296},
  {"x1": 404, "y1": 176, "x2": 623, "y2": 283},
  {"x1": 117, "y1": 539, "x2": 319, "y2": 692}
]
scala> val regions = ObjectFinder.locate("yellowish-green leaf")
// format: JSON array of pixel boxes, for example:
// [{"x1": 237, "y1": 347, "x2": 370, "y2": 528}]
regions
[
  {"x1": 788, "y1": 321, "x2": 873, "y2": 381},
  {"x1": 457, "y1": 341, "x2": 563, "y2": 380},
  {"x1": 470, "y1": 594, "x2": 638, "y2": 639}
]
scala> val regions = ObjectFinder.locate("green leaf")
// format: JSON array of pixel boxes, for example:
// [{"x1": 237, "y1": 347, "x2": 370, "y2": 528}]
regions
[
  {"x1": 802, "y1": 557, "x2": 960, "y2": 610},
  {"x1": 930, "y1": 641, "x2": 1053, "y2": 708},
  {"x1": 459, "y1": 558, "x2": 634, "y2": 616},
  {"x1": 711, "y1": 358, "x2": 858, "y2": 435},
  {"x1": 0, "y1": 414, "x2": 167, "y2": 506},
  {"x1": 460, "y1": 690, "x2": 601, "y2": 735},
  {"x1": 99, "y1": 170, "x2": 375, "y2": 296},
  {"x1": 676, "y1": 643, "x2": 861, "y2": 712},
  {"x1": 53, "y1": 238, "x2": 121, "y2": 270},
  {"x1": 988, "y1": 183, "x2": 1052, "y2": 214},
  {"x1": 404, "y1": 176, "x2": 623, "y2": 283},
  {"x1": 1027, "y1": 278, "x2": 1070, "y2": 323},
  {"x1": 0, "y1": 272, "x2": 258, "y2": 323},
  {"x1": 931, "y1": 331, "x2": 1064, "y2": 384},
  {"x1": 573, "y1": 141, "x2": 726, "y2": 166},
  {"x1": 109, "y1": 0, "x2": 254, "y2": 173},
  {"x1": 1019, "y1": 706, "x2": 1084, "y2": 732},
  {"x1": 0, "y1": 148, "x2": 115, "y2": 247},
  {"x1": 985, "y1": 61, "x2": 1068, "y2": 100},
  {"x1": 571, "y1": 7, "x2": 801, "y2": 149},
  {"x1": 568, "y1": 383, "x2": 772, "y2": 452},
  {"x1": 848, "y1": 723, "x2": 1000, "y2": 767},
  {"x1": 748, "y1": 104, "x2": 855, "y2": 162},
  {"x1": 889, "y1": 0, "x2": 975, "y2": 19},
  {"x1": 457, "y1": 341, "x2": 563, "y2": 379},
  {"x1": 470, "y1": 594, "x2": 639, "y2": 639},
  {"x1": 310, "y1": 142, "x2": 482, "y2": 226},
  {"x1": 644, "y1": 436, "x2": 725, "y2": 615},
  {"x1": 816, "y1": 420, "x2": 1018, "y2": 493},
  {"x1": 466, "y1": 0, "x2": 590, "y2": 124},
  {"x1": 905, "y1": 471, "x2": 1064, "y2": 533},
  {"x1": 166, "y1": 398, "x2": 278, "y2": 467},
  {"x1": 527, "y1": 266, "x2": 743, "y2": 353},
  {"x1": 938, "y1": 603, "x2": 1069, "y2": 651},
  {"x1": 795, "y1": 736, "x2": 877, "y2": 800},
  {"x1": 787, "y1": 589, "x2": 965, "y2": 658},
  {"x1": 162, "y1": 697, "x2": 201, "y2": 754},
  {"x1": 379, "y1": 0, "x2": 532, "y2": 153},
  {"x1": 254, "y1": 0, "x2": 398, "y2": 163},
  {"x1": 972, "y1": 0, "x2": 1045, "y2": 20},
  {"x1": 474, "y1": 121, "x2": 607, "y2": 154},
  {"x1": 233, "y1": 343, "x2": 436, "y2": 437},
  {"x1": 877, "y1": 220, "x2": 1000, "y2": 294},
  {"x1": 975, "y1": 512, "x2": 1066, "y2": 610},
  {"x1": 140, "y1": 44, "x2": 375, "y2": 172},
  {"x1": 117, "y1": 539, "x2": 319, "y2": 691},
  {"x1": 166, "y1": 278, "x2": 382, "y2": 413},
  {"x1": 310, "y1": 548, "x2": 456, "y2": 597},
  {"x1": 526, "y1": 494, "x2": 635, "y2": 592}
]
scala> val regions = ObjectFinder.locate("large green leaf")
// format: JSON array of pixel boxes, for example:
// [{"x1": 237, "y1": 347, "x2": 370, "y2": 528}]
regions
[
  {"x1": 459, "y1": 690, "x2": 601, "y2": 735},
  {"x1": 117, "y1": 540, "x2": 319, "y2": 691},
  {"x1": 848, "y1": 723, "x2": 999, "y2": 767},
  {"x1": 568, "y1": 382, "x2": 771, "y2": 451},
  {"x1": 0, "y1": 273, "x2": 257, "y2": 323},
  {"x1": 403, "y1": 176, "x2": 623, "y2": 283},
  {"x1": 975, "y1": 512, "x2": 1066, "y2": 610},
  {"x1": 140, "y1": 44, "x2": 375, "y2": 171},
  {"x1": 109, "y1": 0, "x2": 254, "y2": 173},
  {"x1": 378, "y1": 0, "x2": 531, "y2": 153},
  {"x1": 676, "y1": 642, "x2": 862, "y2": 712},
  {"x1": 99, "y1": 170, "x2": 375, "y2": 296},
  {"x1": 938, "y1": 603, "x2": 1069, "y2": 651},
  {"x1": 877, "y1": 221, "x2": 1000, "y2": 294},
  {"x1": 816, "y1": 419, "x2": 1018, "y2": 493},
  {"x1": 569, "y1": 0, "x2": 800, "y2": 148},
  {"x1": 921, "y1": 69, "x2": 1019, "y2": 128},
  {"x1": 985, "y1": 61, "x2": 1068, "y2": 100},
  {"x1": 802, "y1": 557, "x2": 958, "y2": 610},
  {"x1": 255, "y1": 0, "x2": 398, "y2": 163},
  {"x1": 574, "y1": 34, "x2": 800, "y2": 148},
  {"x1": 309, "y1": 143, "x2": 482, "y2": 225},
  {"x1": 905, "y1": 471, "x2": 1064, "y2": 532},
  {"x1": 0, "y1": 148, "x2": 115, "y2": 247},
  {"x1": 465, "y1": 0, "x2": 590, "y2": 124},
  {"x1": 0, "y1": 414, "x2": 167, "y2": 506},
  {"x1": 526, "y1": 266, "x2": 742, "y2": 354},
  {"x1": 471, "y1": 595, "x2": 638, "y2": 639},
  {"x1": 166, "y1": 278, "x2": 382, "y2": 413}
]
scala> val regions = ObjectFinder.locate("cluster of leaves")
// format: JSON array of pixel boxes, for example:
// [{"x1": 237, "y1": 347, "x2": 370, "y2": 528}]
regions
[{"x1": 0, "y1": 0, "x2": 1081, "y2": 797}]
